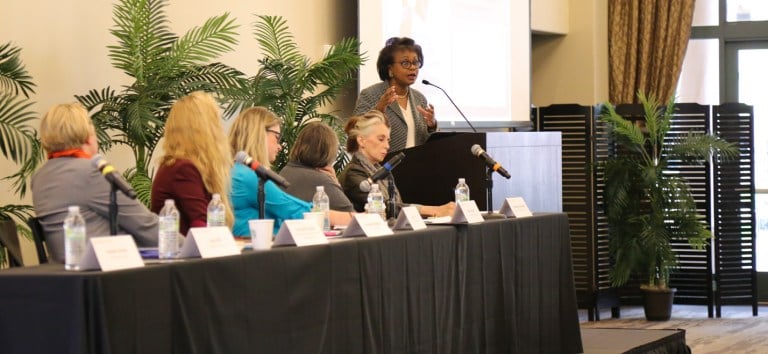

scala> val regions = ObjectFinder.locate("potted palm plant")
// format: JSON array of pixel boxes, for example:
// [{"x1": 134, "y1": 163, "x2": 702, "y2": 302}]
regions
[
  {"x1": 76, "y1": 0, "x2": 241, "y2": 206},
  {"x1": 600, "y1": 91, "x2": 737, "y2": 320},
  {"x1": 0, "y1": 42, "x2": 42, "y2": 267},
  {"x1": 222, "y1": 15, "x2": 365, "y2": 172}
]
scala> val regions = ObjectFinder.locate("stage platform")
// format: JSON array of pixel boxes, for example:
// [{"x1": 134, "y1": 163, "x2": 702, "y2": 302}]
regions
[{"x1": 581, "y1": 328, "x2": 689, "y2": 354}]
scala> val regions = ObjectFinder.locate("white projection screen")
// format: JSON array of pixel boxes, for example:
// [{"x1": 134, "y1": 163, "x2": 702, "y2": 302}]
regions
[{"x1": 358, "y1": 0, "x2": 530, "y2": 127}]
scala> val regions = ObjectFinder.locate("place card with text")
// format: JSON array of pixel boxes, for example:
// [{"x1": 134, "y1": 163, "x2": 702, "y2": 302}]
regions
[
  {"x1": 499, "y1": 197, "x2": 533, "y2": 218},
  {"x1": 393, "y1": 206, "x2": 427, "y2": 230},
  {"x1": 450, "y1": 200, "x2": 485, "y2": 224},
  {"x1": 79, "y1": 235, "x2": 144, "y2": 271},
  {"x1": 342, "y1": 213, "x2": 394, "y2": 237},
  {"x1": 180, "y1": 226, "x2": 240, "y2": 258},
  {"x1": 273, "y1": 219, "x2": 329, "y2": 247}
]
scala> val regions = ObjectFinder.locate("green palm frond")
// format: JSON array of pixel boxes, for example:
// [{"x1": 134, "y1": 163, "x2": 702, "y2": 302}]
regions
[
  {"x1": 253, "y1": 15, "x2": 301, "y2": 61},
  {"x1": 0, "y1": 93, "x2": 37, "y2": 163},
  {"x1": 0, "y1": 43, "x2": 35, "y2": 98},
  {"x1": 600, "y1": 102, "x2": 646, "y2": 154},
  {"x1": 109, "y1": 0, "x2": 175, "y2": 80},
  {"x1": 124, "y1": 167, "x2": 153, "y2": 207},
  {"x1": 167, "y1": 14, "x2": 239, "y2": 69}
]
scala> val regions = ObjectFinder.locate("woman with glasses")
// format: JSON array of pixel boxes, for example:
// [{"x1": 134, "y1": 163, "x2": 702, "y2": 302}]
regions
[
  {"x1": 228, "y1": 107, "x2": 353, "y2": 236},
  {"x1": 353, "y1": 37, "x2": 436, "y2": 152}
]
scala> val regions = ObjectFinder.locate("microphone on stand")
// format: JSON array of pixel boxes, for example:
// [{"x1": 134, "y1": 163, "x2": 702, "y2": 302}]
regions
[
  {"x1": 470, "y1": 144, "x2": 511, "y2": 179},
  {"x1": 421, "y1": 79, "x2": 477, "y2": 132},
  {"x1": 234, "y1": 151, "x2": 291, "y2": 188},
  {"x1": 359, "y1": 152, "x2": 406, "y2": 192},
  {"x1": 91, "y1": 155, "x2": 137, "y2": 199}
]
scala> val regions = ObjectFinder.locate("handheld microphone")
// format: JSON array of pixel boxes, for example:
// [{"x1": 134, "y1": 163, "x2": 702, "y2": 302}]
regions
[
  {"x1": 234, "y1": 151, "x2": 291, "y2": 188},
  {"x1": 470, "y1": 144, "x2": 511, "y2": 179},
  {"x1": 359, "y1": 152, "x2": 405, "y2": 192},
  {"x1": 421, "y1": 79, "x2": 477, "y2": 132},
  {"x1": 91, "y1": 155, "x2": 138, "y2": 199}
]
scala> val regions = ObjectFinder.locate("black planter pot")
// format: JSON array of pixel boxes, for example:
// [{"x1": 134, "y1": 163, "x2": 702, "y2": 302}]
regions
[{"x1": 642, "y1": 287, "x2": 677, "y2": 321}]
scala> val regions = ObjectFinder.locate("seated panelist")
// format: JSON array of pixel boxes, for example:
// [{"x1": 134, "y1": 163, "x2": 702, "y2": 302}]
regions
[
  {"x1": 338, "y1": 110, "x2": 454, "y2": 217},
  {"x1": 228, "y1": 107, "x2": 353, "y2": 236},
  {"x1": 151, "y1": 91, "x2": 234, "y2": 235},
  {"x1": 278, "y1": 122, "x2": 355, "y2": 212},
  {"x1": 32, "y1": 102, "x2": 158, "y2": 263}
]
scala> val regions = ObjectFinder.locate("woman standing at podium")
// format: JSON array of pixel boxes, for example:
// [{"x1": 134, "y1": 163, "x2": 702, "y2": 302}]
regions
[
  {"x1": 354, "y1": 37, "x2": 437, "y2": 152},
  {"x1": 339, "y1": 110, "x2": 453, "y2": 217}
]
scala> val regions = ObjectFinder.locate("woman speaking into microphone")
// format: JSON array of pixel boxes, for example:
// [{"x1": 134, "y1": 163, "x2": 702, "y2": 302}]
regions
[{"x1": 339, "y1": 110, "x2": 453, "y2": 218}]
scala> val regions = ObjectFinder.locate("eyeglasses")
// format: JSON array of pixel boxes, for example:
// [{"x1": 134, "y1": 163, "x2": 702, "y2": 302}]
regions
[
  {"x1": 397, "y1": 60, "x2": 422, "y2": 69},
  {"x1": 266, "y1": 129, "x2": 282, "y2": 141}
]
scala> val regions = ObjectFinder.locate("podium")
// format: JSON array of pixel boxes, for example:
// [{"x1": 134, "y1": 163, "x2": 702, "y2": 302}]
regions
[{"x1": 387, "y1": 131, "x2": 562, "y2": 212}]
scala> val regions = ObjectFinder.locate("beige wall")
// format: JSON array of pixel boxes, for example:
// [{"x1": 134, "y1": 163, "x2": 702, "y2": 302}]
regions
[
  {"x1": 0, "y1": 0, "x2": 356, "y2": 207},
  {"x1": 531, "y1": 0, "x2": 608, "y2": 106}
]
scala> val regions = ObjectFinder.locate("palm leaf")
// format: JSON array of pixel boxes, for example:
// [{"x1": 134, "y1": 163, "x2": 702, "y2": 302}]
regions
[
  {"x1": 0, "y1": 43, "x2": 36, "y2": 98},
  {"x1": 253, "y1": 15, "x2": 301, "y2": 61},
  {"x1": 167, "y1": 14, "x2": 239, "y2": 70},
  {"x1": 0, "y1": 93, "x2": 37, "y2": 163},
  {"x1": 108, "y1": 0, "x2": 175, "y2": 80}
]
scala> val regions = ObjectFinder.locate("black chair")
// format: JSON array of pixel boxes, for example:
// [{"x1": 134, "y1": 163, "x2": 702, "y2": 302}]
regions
[
  {"x1": 0, "y1": 219, "x2": 24, "y2": 267},
  {"x1": 26, "y1": 216, "x2": 48, "y2": 264}
]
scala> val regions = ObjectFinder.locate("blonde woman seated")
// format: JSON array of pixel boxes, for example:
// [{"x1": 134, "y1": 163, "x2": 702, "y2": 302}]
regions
[
  {"x1": 228, "y1": 107, "x2": 353, "y2": 236},
  {"x1": 279, "y1": 122, "x2": 355, "y2": 212},
  {"x1": 32, "y1": 103, "x2": 158, "y2": 262},
  {"x1": 151, "y1": 91, "x2": 234, "y2": 235},
  {"x1": 339, "y1": 110, "x2": 455, "y2": 217}
]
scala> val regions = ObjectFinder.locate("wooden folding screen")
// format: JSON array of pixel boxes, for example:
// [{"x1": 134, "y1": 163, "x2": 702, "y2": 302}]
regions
[{"x1": 712, "y1": 103, "x2": 758, "y2": 317}]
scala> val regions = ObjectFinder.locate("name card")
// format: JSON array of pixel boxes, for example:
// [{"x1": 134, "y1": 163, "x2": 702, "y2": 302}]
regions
[
  {"x1": 499, "y1": 197, "x2": 533, "y2": 218},
  {"x1": 393, "y1": 206, "x2": 427, "y2": 230},
  {"x1": 451, "y1": 200, "x2": 485, "y2": 224},
  {"x1": 180, "y1": 226, "x2": 240, "y2": 258},
  {"x1": 79, "y1": 235, "x2": 144, "y2": 271},
  {"x1": 273, "y1": 219, "x2": 329, "y2": 247},
  {"x1": 342, "y1": 213, "x2": 394, "y2": 237}
]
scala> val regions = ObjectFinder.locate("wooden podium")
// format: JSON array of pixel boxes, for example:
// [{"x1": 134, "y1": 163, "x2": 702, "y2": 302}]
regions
[{"x1": 387, "y1": 131, "x2": 562, "y2": 212}]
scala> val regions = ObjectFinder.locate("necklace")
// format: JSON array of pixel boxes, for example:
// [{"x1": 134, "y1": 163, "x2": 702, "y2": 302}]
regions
[{"x1": 395, "y1": 86, "x2": 409, "y2": 99}]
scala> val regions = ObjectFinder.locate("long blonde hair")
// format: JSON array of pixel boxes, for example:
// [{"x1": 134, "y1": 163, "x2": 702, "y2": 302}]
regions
[
  {"x1": 160, "y1": 91, "x2": 233, "y2": 226},
  {"x1": 228, "y1": 106, "x2": 281, "y2": 165}
]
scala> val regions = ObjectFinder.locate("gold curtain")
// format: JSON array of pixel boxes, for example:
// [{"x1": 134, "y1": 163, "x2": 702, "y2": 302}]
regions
[{"x1": 608, "y1": 0, "x2": 695, "y2": 104}]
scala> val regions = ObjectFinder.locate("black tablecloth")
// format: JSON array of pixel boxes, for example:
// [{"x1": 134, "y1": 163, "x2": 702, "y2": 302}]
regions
[{"x1": 0, "y1": 213, "x2": 583, "y2": 354}]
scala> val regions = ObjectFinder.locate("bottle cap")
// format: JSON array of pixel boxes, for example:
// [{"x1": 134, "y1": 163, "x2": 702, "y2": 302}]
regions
[
  {"x1": 67, "y1": 205, "x2": 80, "y2": 213},
  {"x1": 212, "y1": 193, "x2": 221, "y2": 200},
  {"x1": 458, "y1": 178, "x2": 465, "y2": 183},
  {"x1": 164, "y1": 199, "x2": 175, "y2": 206},
  {"x1": 316, "y1": 186, "x2": 324, "y2": 191}
]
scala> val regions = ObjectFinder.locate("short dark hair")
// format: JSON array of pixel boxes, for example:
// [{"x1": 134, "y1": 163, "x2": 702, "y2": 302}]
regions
[
  {"x1": 376, "y1": 37, "x2": 424, "y2": 81},
  {"x1": 289, "y1": 122, "x2": 339, "y2": 168}
]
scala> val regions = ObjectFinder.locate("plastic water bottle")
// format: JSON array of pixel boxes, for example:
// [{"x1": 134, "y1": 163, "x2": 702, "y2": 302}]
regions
[
  {"x1": 455, "y1": 178, "x2": 470, "y2": 203},
  {"x1": 158, "y1": 199, "x2": 180, "y2": 259},
  {"x1": 312, "y1": 186, "x2": 331, "y2": 231},
  {"x1": 207, "y1": 193, "x2": 226, "y2": 227},
  {"x1": 366, "y1": 183, "x2": 386, "y2": 220},
  {"x1": 63, "y1": 205, "x2": 86, "y2": 271}
]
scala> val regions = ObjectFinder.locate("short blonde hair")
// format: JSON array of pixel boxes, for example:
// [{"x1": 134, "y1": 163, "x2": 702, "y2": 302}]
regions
[
  {"x1": 39, "y1": 102, "x2": 94, "y2": 153},
  {"x1": 289, "y1": 122, "x2": 339, "y2": 168},
  {"x1": 228, "y1": 106, "x2": 281, "y2": 165},
  {"x1": 344, "y1": 110, "x2": 388, "y2": 153},
  {"x1": 160, "y1": 91, "x2": 233, "y2": 225}
]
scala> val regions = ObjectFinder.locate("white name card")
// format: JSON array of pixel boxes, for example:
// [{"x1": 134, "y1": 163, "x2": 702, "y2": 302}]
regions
[
  {"x1": 180, "y1": 226, "x2": 240, "y2": 258},
  {"x1": 273, "y1": 219, "x2": 329, "y2": 247},
  {"x1": 79, "y1": 235, "x2": 144, "y2": 271},
  {"x1": 451, "y1": 200, "x2": 485, "y2": 224},
  {"x1": 342, "y1": 213, "x2": 394, "y2": 237},
  {"x1": 393, "y1": 206, "x2": 427, "y2": 230},
  {"x1": 499, "y1": 197, "x2": 533, "y2": 218}
]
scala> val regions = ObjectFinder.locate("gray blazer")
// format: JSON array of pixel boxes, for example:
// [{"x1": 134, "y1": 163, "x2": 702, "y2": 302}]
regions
[
  {"x1": 31, "y1": 157, "x2": 159, "y2": 263},
  {"x1": 278, "y1": 161, "x2": 355, "y2": 212},
  {"x1": 353, "y1": 81, "x2": 434, "y2": 152}
]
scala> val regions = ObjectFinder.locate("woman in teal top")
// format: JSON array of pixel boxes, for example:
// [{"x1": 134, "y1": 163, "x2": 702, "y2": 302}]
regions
[{"x1": 228, "y1": 107, "x2": 352, "y2": 236}]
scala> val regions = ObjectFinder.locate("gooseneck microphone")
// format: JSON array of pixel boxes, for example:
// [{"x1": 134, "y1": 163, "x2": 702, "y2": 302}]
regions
[
  {"x1": 359, "y1": 152, "x2": 406, "y2": 192},
  {"x1": 470, "y1": 144, "x2": 511, "y2": 179},
  {"x1": 234, "y1": 151, "x2": 291, "y2": 188},
  {"x1": 421, "y1": 79, "x2": 477, "y2": 132},
  {"x1": 91, "y1": 155, "x2": 138, "y2": 199}
]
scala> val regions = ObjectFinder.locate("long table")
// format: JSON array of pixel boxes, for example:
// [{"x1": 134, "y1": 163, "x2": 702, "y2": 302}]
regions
[{"x1": 0, "y1": 213, "x2": 583, "y2": 354}]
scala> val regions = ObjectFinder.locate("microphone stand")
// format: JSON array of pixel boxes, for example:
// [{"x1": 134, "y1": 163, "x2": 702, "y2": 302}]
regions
[
  {"x1": 258, "y1": 178, "x2": 267, "y2": 219},
  {"x1": 109, "y1": 183, "x2": 118, "y2": 235},
  {"x1": 387, "y1": 174, "x2": 398, "y2": 223},
  {"x1": 483, "y1": 167, "x2": 505, "y2": 220}
]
